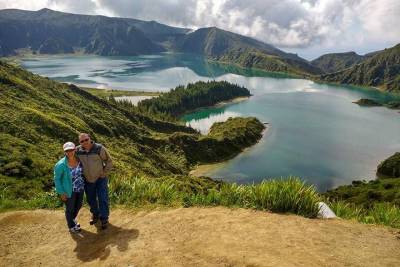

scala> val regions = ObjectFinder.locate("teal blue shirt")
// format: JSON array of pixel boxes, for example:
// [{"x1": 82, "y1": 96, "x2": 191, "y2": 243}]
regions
[{"x1": 54, "y1": 156, "x2": 73, "y2": 197}]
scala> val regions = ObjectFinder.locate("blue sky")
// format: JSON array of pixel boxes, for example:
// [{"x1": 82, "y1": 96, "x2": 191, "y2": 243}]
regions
[{"x1": 1, "y1": 0, "x2": 399, "y2": 60}]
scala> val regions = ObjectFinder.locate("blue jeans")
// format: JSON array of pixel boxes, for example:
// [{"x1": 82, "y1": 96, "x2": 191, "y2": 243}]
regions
[
  {"x1": 85, "y1": 177, "x2": 109, "y2": 222},
  {"x1": 65, "y1": 191, "x2": 84, "y2": 228}
]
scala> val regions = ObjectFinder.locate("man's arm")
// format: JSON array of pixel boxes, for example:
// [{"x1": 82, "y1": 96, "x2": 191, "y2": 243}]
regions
[{"x1": 100, "y1": 146, "x2": 113, "y2": 176}]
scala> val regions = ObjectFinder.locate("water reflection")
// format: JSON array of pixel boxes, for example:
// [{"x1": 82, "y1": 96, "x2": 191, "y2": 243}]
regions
[{"x1": 185, "y1": 110, "x2": 242, "y2": 134}]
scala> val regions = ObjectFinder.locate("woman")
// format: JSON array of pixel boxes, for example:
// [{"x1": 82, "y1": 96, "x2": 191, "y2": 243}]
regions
[{"x1": 54, "y1": 142, "x2": 85, "y2": 233}]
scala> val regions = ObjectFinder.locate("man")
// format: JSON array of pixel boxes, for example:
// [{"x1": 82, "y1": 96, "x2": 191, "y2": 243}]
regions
[{"x1": 76, "y1": 133, "x2": 113, "y2": 229}]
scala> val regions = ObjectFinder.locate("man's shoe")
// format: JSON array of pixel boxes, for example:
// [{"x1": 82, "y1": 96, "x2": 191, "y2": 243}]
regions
[
  {"x1": 101, "y1": 220, "x2": 108, "y2": 230},
  {"x1": 89, "y1": 216, "x2": 99, "y2": 225},
  {"x1": 69, "y1": 225, "x2": 81, "y2": 234}
]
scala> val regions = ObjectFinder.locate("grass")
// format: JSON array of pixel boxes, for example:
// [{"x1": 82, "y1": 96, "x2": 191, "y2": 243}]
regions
[
  {"x1": 329, "y1": 201, "x2": 400, "y2": 229},
  {"x1": 1, "y1": 176, "x2": 321, "y2": 218}
]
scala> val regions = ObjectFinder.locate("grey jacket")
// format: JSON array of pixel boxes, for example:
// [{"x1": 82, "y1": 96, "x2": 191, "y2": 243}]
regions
[{"x1": 76, "y1": 142, "x2": 113, "y2": 183}]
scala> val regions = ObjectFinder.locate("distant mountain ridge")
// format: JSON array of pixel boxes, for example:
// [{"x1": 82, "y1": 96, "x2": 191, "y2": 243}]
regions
[
  {"x1": 311, "y1": 52, "x2": 366, "y2": 73},
  {"x1": 0, "y1": 8, "x2": 180, "y2": 56}
]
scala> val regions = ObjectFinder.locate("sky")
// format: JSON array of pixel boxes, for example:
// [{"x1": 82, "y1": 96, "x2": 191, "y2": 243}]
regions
[{"x1": 0, "y1": 0, "x2": 399, "y2": 60}]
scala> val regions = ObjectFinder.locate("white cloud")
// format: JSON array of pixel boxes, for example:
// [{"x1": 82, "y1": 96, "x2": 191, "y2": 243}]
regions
[{"x1": 0, "y1": 0, "x2": 399, "y2": 59}]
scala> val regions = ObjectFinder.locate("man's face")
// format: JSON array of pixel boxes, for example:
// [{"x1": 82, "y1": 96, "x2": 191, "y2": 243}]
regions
[{"x1": 79, "y1": 135, "x2": 91, "y2": 150}]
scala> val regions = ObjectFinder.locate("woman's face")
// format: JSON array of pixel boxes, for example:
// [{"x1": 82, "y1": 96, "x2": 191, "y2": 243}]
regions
[{"x1": 65, "y1": 149, "x2": 76, "y2": 158}]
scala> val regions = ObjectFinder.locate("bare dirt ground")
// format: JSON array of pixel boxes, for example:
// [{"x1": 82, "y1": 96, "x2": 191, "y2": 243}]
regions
[{"x1": 1, "y1": 207, "x2": 399, "y2": 267}]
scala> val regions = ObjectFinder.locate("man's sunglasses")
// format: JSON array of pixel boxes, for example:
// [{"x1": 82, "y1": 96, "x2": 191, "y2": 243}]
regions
[{"x1": 79, "y1": 138, "x2": 89, "y2": 144}]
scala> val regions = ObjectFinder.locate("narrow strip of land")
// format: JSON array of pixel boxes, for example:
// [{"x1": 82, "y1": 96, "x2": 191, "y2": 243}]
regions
[{"x1": 80, "y1": 86, "x2": 161, "y2": 98}]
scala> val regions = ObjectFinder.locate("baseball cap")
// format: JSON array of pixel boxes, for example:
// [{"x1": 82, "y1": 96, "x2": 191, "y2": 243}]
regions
[{"x1": 63, "y1": 142, "x2": 76, "y2": 151}]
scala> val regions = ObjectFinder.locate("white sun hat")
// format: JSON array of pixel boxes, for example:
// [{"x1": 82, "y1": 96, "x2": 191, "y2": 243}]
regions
[{"x1": 63, "y1": 142, "x2": 76, "y2": 151}]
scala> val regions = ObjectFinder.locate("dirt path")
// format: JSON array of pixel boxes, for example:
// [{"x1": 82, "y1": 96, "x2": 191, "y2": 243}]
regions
[{"x1": 1, "y1": 207, "x2": 399, "y2": 266}]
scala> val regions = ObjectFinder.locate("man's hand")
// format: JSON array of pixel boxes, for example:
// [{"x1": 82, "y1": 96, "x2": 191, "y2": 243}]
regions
[{"x1": 60, "y1": 194, "x2": 68, "y2": 202}]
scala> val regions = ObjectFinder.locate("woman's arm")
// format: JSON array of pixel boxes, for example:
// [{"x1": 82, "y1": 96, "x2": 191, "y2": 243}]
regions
[{"x1": 54, "y1": 163, "x2": 66, "y2": 196}]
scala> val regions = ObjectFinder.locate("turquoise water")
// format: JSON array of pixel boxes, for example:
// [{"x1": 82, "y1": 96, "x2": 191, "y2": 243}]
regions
[{"x1": 21, "y1": 54, "x2": 400, "y2": 191}]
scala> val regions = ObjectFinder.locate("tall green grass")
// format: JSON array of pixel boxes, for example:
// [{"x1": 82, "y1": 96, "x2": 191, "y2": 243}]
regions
[
  {"x1": 329, "y1": 201, "x2": 400, "y2": 228},
  {"x1": 109, "y1": 175, "x2": 320, "y2": 218},
  {"x1": 109, "y1": 175, "x2": 180, "y2": 206}
]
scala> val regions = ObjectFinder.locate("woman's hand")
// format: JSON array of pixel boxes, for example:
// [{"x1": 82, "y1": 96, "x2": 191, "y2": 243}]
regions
[{"x1": 60, "y1": 194, "x2": 68, "y2": 202}]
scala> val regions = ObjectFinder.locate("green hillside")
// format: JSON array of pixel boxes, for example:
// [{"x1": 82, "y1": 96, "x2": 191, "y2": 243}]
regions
[
  {"x1": 311, "y1": 51, "x2": 365, "y2": 73},
  {"x1": 176, "y1": 27, "x2": 322, "y2": 75},
  {"x1": 319, "y1": 43, "x2": 400, "y2": 92},
  {"x1": 0, "y1": 61, "x2": 265, "y2": 199}
]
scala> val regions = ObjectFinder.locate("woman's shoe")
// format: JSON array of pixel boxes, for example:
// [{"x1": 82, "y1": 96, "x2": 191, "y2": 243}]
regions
[
  {"x1": 69, "y1": 225, "x2": 81, "y2": 234},
  {"x1": 73, "y1": 218, "x2": 80, "y2": 228}
]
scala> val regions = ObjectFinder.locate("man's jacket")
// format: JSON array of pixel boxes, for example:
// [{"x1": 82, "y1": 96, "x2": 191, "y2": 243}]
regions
[{"x1": 76, "y1": 142, "x2": 113, "y2": 183}]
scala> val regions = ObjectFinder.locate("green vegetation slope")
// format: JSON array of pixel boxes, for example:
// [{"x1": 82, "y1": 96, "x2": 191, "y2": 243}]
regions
[{"x1": 319, "y1": 43, "x2": 400, "y2": 92}]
